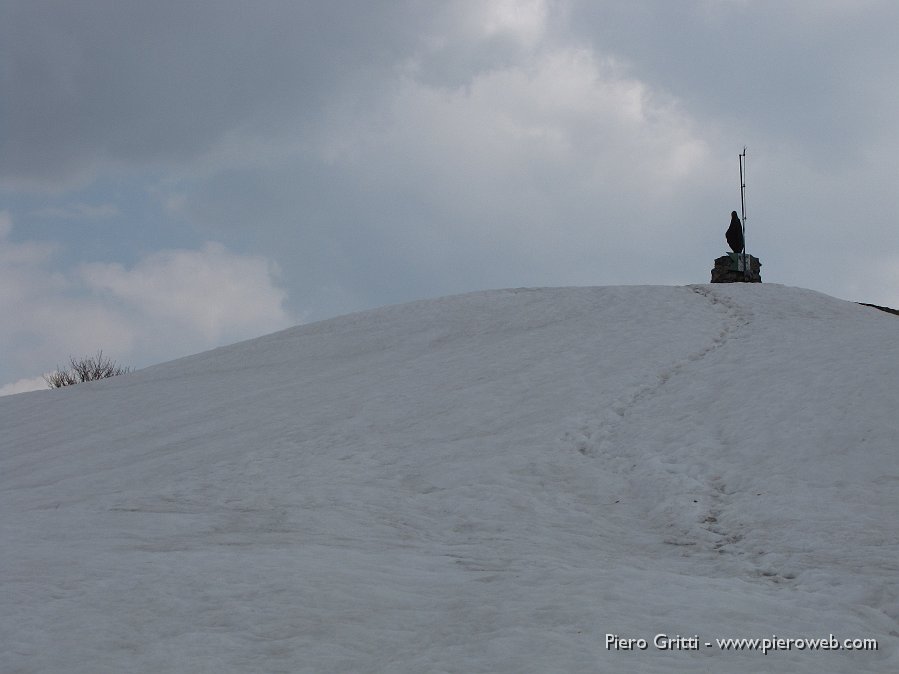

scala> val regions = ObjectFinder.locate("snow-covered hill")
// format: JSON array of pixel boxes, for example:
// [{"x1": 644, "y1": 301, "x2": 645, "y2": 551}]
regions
[{"x1": 2, "y1": 284, "x2": 897, "y2": 673}]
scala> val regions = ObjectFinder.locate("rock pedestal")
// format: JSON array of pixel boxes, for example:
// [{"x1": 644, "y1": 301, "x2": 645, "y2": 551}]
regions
[{"x1": 711, "y1": 253, "x2": 761, "y2": 283}]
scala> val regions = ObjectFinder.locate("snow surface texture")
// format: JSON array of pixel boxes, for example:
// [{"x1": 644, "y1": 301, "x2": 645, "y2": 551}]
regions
[{"x1": 2, "y1": 284, "x2": 897, "y2": 673}]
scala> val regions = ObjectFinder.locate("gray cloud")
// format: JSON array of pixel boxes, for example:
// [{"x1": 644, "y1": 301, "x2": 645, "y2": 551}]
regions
[
  {"x1": 564, "y1": 0, "x2": 899, "y2": 164},
  {"x1": 175, "y1": 40, "x2": 722, "y2": 315},
  {"x1": 1, "y1": 0, "x2": 429, "y2": 188}
]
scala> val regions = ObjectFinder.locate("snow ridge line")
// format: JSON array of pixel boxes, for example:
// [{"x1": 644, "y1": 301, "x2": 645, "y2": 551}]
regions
[{"x1": 564, "y1": 285, "x2": 752, "y2": 461}]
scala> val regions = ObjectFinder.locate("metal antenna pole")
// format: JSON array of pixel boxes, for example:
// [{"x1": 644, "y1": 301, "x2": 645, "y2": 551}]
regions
[{"x1": 739, "y1": 147, "x2": 748, "y2": 278}]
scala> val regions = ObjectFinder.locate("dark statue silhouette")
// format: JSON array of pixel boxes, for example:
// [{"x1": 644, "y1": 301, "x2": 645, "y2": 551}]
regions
[{"x1": 726, "y1": 211, "x2": 744, "y2": 253}]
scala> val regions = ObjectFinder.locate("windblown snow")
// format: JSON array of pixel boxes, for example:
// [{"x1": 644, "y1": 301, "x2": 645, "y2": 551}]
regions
[{"x1": 2, "y1": 284, "x2": 897, "y2": 673}]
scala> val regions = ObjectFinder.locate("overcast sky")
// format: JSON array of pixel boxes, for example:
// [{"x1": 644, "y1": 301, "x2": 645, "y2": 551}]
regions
[{"x1": 2, "y1": 0, "x2": 898, "y2": 394}]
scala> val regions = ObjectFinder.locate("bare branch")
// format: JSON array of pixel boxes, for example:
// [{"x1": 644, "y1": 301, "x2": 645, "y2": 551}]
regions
[{"x1": 45, "y1": 351, "x2": 131, "y2": 388}]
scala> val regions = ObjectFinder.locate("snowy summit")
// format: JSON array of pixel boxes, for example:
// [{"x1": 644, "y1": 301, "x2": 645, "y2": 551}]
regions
[{"x1": 1, "y1": 284, "x2": 897, "y2": 673}]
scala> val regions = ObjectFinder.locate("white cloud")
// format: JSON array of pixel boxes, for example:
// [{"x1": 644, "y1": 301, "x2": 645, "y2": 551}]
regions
[
  {"x1": 174, "y1": 32, "x2": 721, "y2": 302},
  {"x1": 0, "y1": 211, "x2": 66, "y2": 314},
  {"x1": 79, "y1": 243, "x2": 292, "y2": 342},
  {"x1": 320, "y1": 45, "x2": 712, "y2": 255},
  {"x1": 0, "y1": 376, "x2": 47, "y2": 397},
  {"x1": 479, "y1": 0, "x2": 549, "y2": 45},
  {"x1": 0, "y1": 214, "x2": 294, "y2": 390}
]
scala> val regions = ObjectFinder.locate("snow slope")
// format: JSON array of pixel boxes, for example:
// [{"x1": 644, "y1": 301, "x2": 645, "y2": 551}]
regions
[{"x1": 1, "y1": 284, "x2": 897, "y2": 673}]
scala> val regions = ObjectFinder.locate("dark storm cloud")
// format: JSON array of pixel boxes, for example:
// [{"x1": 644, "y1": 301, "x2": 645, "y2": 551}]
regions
[{"x1": 0, "y1": 0, "x2": 430, "y2": 187}]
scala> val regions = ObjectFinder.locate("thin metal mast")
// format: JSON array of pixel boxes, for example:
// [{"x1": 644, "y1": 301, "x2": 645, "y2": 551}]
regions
[{"x1": 739, "y1": 147, "x2": 748, "y2": 276}]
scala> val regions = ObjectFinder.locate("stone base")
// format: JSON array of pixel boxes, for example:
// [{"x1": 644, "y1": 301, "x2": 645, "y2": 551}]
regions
[{"x1": 711, "y1": 253, "x2": 761, "y2": 283}]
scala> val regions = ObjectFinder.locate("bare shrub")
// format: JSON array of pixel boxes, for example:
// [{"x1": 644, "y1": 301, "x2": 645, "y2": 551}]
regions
[{"x1": 44, "y1": 351, "x2": 132, "y2": 388}]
